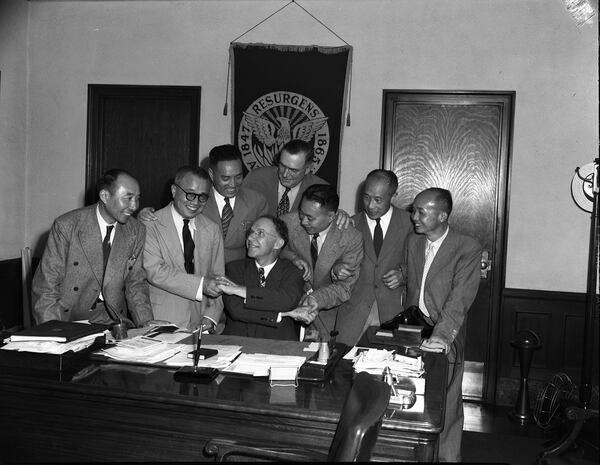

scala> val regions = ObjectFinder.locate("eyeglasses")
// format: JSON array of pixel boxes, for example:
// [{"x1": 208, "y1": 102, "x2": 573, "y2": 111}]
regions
[
  {"x1": 174, "y1": 183, "x2": 209, "y2": 203},
  {"x1": 247, "y1": 228, "x2": 278, "y2": 240}
]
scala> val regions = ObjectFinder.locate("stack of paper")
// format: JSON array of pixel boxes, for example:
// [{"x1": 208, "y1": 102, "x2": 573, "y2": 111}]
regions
[
  {"x1": 351, "y1": 347, "x2": 425, "y2": 379},
  {"x1": 1, "y1": 333, "x2": 104, "y2": 355},
  {"x1": 99, "y1": 336, "x2": 183, "y2": 364},
  {"x1": 221, "y1": 353, "x2": 307, "y2": 377}
]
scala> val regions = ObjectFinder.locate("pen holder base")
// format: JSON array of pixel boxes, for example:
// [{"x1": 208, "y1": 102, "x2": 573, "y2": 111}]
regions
[
  {"x1": 297, "y1": 342, "x2": 348, "y2": 383},
  {"x1": 174, "y1": 366, "x2": 218, "y2": 383}
]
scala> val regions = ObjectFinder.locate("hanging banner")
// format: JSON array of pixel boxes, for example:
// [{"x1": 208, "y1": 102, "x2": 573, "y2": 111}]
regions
[{"x1": 231, "y1": 43, "x2": 352, "y2": 190}]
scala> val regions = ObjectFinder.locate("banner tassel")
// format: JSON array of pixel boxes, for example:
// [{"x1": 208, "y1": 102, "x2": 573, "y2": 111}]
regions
[
  {"x1": 223, "y1": 49, "x2": 231, "y2": 116},
  {"x1": 346, "y1": 112, "x2": 351, "y2": 127}
]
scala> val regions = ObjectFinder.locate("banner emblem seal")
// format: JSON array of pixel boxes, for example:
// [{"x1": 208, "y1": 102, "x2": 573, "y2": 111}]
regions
[{"x1": 238, "y1": 90, "x2": 330, "y2": 172}]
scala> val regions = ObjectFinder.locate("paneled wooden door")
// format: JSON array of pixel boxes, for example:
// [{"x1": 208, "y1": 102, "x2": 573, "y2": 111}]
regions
[
  {"x1": 381, "y1": 91, "x2": 514, "y2": 403},
  {"x1": 86, "y1": 85, "x2": 201, "y2": 209}
]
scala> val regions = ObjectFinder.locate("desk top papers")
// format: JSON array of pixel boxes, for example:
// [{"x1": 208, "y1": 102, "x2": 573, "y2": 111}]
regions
[
  {"x1": 1, "y1": 332, "x2": 104, "y2": 355},
  {"x1": 221, "y1": 353, "x2": 307, "y2": 377}
]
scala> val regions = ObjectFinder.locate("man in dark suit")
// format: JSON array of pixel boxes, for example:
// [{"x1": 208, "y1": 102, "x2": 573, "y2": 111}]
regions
[
  {"x1": 143, "y1": 166, "x2": 225, "y2": 332},
  {"x1": 406, "y1": 188, "x2": 482, "y2": 462},
  {"x1": 32, "y1": 169, "x2": 155, "y2": 327},
  {"x1": 281, "y1": 184, "x2": 363, "y2": 341},
  {"x1": 218, "y1": 215, "x2": 306, "y2": 340},
  {"x1": 334, "y1": 170, "x2": 413, "y2": 346},
  {"x1": 242, "y1": 139, "x2": 327, "y2": 217}
]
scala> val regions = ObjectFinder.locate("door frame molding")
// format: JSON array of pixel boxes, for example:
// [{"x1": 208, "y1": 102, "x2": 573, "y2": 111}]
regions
[
  {"x1": 86, "y1": 84, "x2": 201, "y2": 206},
  {"x1": 380, "y1": 89, "x2": 515, "y2": 403}
]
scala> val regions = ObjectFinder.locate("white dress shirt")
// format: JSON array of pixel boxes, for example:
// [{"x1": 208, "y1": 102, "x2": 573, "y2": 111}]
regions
[{"x1": 365, "y1": 206, "x2": 393, "y2": 240}]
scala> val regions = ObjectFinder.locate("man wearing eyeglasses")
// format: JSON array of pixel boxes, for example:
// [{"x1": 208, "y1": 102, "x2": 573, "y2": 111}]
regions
[
  {"x1": 217, "y1": 215, "x2": 307, "y2": 340},
  {"x1": 142, "y1": 166, "x2": 226, "y2": 332}
]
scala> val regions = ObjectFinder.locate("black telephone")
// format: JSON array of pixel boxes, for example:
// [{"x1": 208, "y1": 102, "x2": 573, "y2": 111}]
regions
[{"x1": 380, "y1": 305, "x2": 433, "y2": 338}]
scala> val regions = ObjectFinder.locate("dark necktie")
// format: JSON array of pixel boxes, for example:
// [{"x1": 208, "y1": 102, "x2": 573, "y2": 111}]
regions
[
  {"x1": 310, "y1": 233, "x2": 320, "y2": 268},
  {"x1": 373, "y1": 218, "x2": 383, "y2": 257},
  {"x1": 182, "y1": 219, "x2": 195, "y2": 274},
  {"x1": 277, "y1": 187, "x2": 291, "y2": 217},
  {"x1": 221, "y1": 197, "x2": 233, "y2": 238},
  {"x1": 102, "y1": 225, "x2": 114, "y2": 279},
  {"x1": 258, "y1": 267, "x2": 266, "y2": 287}
]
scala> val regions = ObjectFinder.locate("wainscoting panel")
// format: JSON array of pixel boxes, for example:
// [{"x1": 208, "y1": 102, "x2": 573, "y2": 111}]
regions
[{"x1": 497, "y1": 288, "x2": 597, "y2": 406}]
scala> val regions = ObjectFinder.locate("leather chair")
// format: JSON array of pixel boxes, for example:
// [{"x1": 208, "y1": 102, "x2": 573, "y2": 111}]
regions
[{"x1": 204, "y1": 371, "x2": 391, "y2": 462}]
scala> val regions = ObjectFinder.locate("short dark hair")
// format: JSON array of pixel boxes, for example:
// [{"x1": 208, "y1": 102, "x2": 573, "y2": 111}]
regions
[
  {"x1": 277, "y1": 139, "x2": 313, "y2": 164},
  {"x1": 425, "y1": 187, "x2": 453, "y2": 215},
  {"x1": 254, "y1": 214, "x2": 289, "y2": 248},
  {"x1": 174, "y1": 165, "x2": 209, "y2": 185},
  {"x1": 365, "y1": 169, "x2": 398, "y2": 195},
  {"x1": 208, "y1": 144, "x2": 243, "y2": 170},
  {"x1": 97, "y1": 168, "x2": 136, "y2": 196},
  {"x1": 301, "y1": 184, "x2": 339, "y2": 213}
]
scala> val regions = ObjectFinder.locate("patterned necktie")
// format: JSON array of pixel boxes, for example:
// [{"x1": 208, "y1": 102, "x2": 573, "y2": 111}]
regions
[
  {"x1": 310, "y1": 233, "x2": 320, "y2": 268},
  {"x1": 182, "y1": 219, "x2": 195, "y2": 274},
  {"x1": 102, "y1": 225, "x2": 114, "y2": 279},
  {"x1": 258, "y1": 267, "x2": 266, "y2": 287},
  {"x1": 221, "y1": 197, "x2": 234, "y2": 238},
  {"x1": 418, "y1": 243, "x2": 435, "y2": 317},
  {"x1": 373, "y1": 218, "x2": 383, "y2": 257},
  {"x1": 277, "y1": 187, "x2": 291, "y2": 217}
]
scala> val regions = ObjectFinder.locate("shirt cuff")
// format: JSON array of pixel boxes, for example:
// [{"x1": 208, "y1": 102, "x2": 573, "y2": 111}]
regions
[
  {"x1": 195, "y1": 276, "x2": 204, "y2": 301},
  {"x1": 276, "y1": 312, "x2": 282, "y2": 323},
  {"x1": 203, "y1": 315, "x2": 217, "y2": 327}
]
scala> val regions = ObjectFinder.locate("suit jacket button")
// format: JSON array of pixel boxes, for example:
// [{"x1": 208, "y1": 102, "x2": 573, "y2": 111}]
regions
[
  {"x1": 128, "y1": 266, "x2": 133, "y2": 270},
  {"x1": 73, "y1": 286, "x2": 79, "y2": 291},
  {"x1": 374, "y1": 284, "x2": 378, "y2": 289},
  {"x1": 73, "y1": 261, "x2": 79, "y2": 266}
]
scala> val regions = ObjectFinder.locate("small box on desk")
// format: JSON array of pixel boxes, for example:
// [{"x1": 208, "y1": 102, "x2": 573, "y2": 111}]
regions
[{"x1": 0, "y1": 335, "x2": 106, "y2": 372}]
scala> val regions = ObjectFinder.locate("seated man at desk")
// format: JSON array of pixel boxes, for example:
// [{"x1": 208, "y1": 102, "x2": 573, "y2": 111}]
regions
[
  {"x1": 218, "y1": 215, "x2": 308, "y2": 340},
  {"x1": 32, "y1": 169, "x2": 155, "y2": 327},
  {"x1": 281, "y1": 184, "x2": 363, "y2": 341}
]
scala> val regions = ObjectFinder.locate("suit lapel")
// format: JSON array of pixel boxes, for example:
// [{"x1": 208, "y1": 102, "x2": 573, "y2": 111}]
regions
[
  {"x1": 315, "y1": 223, "x2": 341, "y2": 279},
  {"x1": 427, "y1": 229, "x2": 456, "y2": 279},
  {"x1": 356, "y1": 214, "x2": 377, "y2": 262},
  {"x1": 104, "y1": 220, "x2": 135, "y2": 289},
  {"x1": 244, "y1": 260, "x2": 260, "y2": 287},
  {"x1": 78, "y1": 206, "x2": 104, "y2": 286},
  {"x1": 379, "y1": 208, "x2": 401, "y2": 259},
  {"x1": 203, "y1": 191, "x2": 221, "y2": 229},
  {"x1": 156, "y1": 205, "x2": 186, "y2": 272}
]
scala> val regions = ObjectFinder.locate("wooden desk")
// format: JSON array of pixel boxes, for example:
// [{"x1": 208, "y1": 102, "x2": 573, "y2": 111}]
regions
[{"x1": 0, "y1": 335, "x2": 447, "y2": 462}]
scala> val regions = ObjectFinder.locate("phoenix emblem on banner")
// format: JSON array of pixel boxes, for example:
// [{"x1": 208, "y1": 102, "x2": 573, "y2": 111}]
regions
[{"x1": 238, "y1": 91, "x2": 330, "y2": 172}]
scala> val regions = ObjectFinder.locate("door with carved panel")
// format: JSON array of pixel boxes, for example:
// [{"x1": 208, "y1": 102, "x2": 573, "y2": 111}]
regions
[{"x1": 381, "y1": 91, "x2": 514, "y2": 403}]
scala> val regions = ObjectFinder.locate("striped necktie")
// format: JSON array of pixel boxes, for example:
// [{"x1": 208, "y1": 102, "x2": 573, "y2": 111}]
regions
[
  {"x1": 277, "y1": 187, "x2": 291, "y2": 217},
  {"x1": 258, "y1": 267, "x2": 266, "y2": 287},
  {"x1": 221, "y1": 197, "x2": 234, "y2": 238}
]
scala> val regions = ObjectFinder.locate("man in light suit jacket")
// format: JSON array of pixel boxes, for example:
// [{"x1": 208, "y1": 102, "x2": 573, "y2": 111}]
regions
[
  {"x1": 143, "y1": 166, "x2": 226, "y2": 331},
  {"x1": 32, "y1": 169, "x2": 154, "y2": 327},
  {"x1": 334, "y1": 170, "x2": 413, "y2": 346},
  {"x1": 406, "y1": 188, "x2": 481, "y2": 462},
  {"x1": 242, "y1": 139, "x2": 327, "y2": 217},
  {"x1": 218, "y1": 215, "x2": 306, "y2": 340},
  {"x1": 203, "y1": 144, "x2": 269, "y2": 263},
  {"x1": 281, "y1": 184, "x2": 363, "y2": 341}
]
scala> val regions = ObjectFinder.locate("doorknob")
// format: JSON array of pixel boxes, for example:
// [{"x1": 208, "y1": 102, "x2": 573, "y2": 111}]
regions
[{"x1": 481, "y1": 250, "x2": 492, "y2": 279}]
